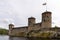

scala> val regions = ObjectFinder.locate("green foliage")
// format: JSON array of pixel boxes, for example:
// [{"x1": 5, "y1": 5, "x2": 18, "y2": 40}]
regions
[
  {"x1": 0, "y1": 28, "x2": 8, "y2": 35},
  {"x1": 27, "y1": 31, "x2": 55, "y2": 37}
]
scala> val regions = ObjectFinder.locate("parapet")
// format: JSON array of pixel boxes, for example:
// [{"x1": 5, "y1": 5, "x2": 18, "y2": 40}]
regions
[
  {"x1": 42, "y1": 11, "x2": 51, "y2": 15},
  {"x1": 28, "y1": 17, "x2": 35, "y2": 19},
  {"x1": 9, "y1": 24, "x2": 14, "y2": 26},
  {"x1": 9, "y1": 24, "x2": 14, "y2": 29}
]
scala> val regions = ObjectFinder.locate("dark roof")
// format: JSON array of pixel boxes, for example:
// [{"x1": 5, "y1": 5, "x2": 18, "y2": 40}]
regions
[
  {"x1": 9, "y1": 24, "x2": 14, "y2": 26},
  {"x1": 42, "y1": 11, "x2": 51, "y2": 14},
  {"x1": 28, "y1": 17, "x2": 35, "y2": 19},
  {"x1": 13, "y1": 26, "x2": 28, "y2": 29},
  {"x1": 34, "y1": 23, "x2": 41, "y2": 26},
  {"x1": 53, "y1": 27, "x2": 60, "y2": 29},
  {"x1": 34, "y1": 23, "x2": 41, "y2": 25}
]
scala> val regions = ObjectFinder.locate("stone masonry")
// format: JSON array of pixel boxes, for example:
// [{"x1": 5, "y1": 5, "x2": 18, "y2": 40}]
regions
[{"x1": 9, "y1": 11, "x2": 60, "y2": 37}]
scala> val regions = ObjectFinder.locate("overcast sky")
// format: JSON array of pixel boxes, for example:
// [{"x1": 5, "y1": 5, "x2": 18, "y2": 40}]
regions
[{"x1": 0, "y1": 0, "x2": 60, "y2": 29}]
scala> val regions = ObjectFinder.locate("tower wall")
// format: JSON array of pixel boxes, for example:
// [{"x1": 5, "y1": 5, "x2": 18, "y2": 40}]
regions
[
  {"x1": 42, "y1": 11, "x2": 52, "y2": 28},
  {"x1": 9, "y1": 24, "x2": 14, "y2": 36},
  {"x1": 28, "y1": 17, "x2": 35, "y2": 26},
  {"x1": 28, "y1": 17, "x2": 35, "y2": 31}
]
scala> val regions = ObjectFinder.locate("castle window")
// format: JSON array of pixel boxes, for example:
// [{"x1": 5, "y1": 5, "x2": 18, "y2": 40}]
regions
[{"x1": 44, "y1": 19, "x2": 46, "y2": 22}]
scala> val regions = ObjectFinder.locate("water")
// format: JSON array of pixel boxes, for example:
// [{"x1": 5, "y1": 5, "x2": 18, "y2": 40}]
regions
[
  {"x1": 0, "y1": 35, "x2": 60, "y2": 40},
  {"x1": 0, "y1": 35, "x2": 9, "y2": 40},
  {"x1": 9, "y1": 37, "x2": 28, "y2": 40}
]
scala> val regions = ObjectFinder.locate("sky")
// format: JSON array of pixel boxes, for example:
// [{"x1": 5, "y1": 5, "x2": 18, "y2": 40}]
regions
[{"x1": 0, "y1": 0, "x2": 60, "y2": 29}]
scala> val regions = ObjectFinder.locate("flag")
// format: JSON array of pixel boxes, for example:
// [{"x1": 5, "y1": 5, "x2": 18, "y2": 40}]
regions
[{"x1": 43, "y1": 3, "x2": 47, "y2": 5}]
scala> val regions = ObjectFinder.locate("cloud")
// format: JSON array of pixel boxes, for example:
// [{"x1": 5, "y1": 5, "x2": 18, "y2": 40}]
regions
[
  {"x1": 2, "y1": 18, "x2": 14, "y2": 24},
  {"x1": 0, "y1": 0, "x2": 60, "y2": 29}
]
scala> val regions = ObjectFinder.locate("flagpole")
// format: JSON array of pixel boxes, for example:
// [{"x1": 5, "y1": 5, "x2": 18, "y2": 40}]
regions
[
  {"x1": 46, "y1": 3, "x2": 47, "y2": 12},
  {"x1": 45, "y1": 0, "x2": 47, "y2": 12},
  {"x1": 46, "y1": 0, "x2": 47, "y2": 12},
  {"x1": 42, "y1": 0, "x2": 47, "y2": 12}
]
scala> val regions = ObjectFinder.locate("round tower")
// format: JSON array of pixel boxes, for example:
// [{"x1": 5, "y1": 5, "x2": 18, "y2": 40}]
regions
[
  {"x1": 9, "y1": 24, "x2": 14, "y2": 29},
  {"x1": 28, "y1": 17, "x2": 35, "y2": 32},
  {"x1": 9, "y1": 24, "x2": 14, "y2": 35},
  {"x1": 28, "y1": 17, "x2": 35, "y2": 26},
  {"x1": 42, "y1": 11, "x2": 52, "y2": 28}
]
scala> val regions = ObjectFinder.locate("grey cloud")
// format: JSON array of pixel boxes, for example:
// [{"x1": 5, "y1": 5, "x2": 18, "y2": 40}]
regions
[{"x1": 0, "y1": 0, "x2": 60, "y2": 29}]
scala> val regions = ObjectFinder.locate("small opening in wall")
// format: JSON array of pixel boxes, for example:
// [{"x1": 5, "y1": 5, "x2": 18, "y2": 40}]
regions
[
  {"x1": 47, "y1": 16, "x2": 48, "y2": 17},
  {"x1": 44, "y1": 19, "x2": 45, "y2": 22}
]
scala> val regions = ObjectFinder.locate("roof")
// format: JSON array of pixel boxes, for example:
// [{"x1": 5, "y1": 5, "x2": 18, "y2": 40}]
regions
[
  {"x1": 42, "y1": 11, "x2": 51, "y2": 14},
  {"x1": 34, "y1": 23, "x2": 42, "y2": 26},
  {"x1": 9, "y1": 24, "x2": 14, "y2": 26},
  {"x1": 49, "y1": 26, "x2": 60, "y2": 29},
  {"x1": 28, "y1": 17, "x2": 35, "y2": 19},
  {"x1": 13, "y1": 26, "x2": 28, "y2": 29}
]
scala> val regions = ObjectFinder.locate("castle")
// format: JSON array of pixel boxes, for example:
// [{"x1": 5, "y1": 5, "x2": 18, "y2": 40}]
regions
[{"x1": 9, "y1": 11, "x2": 60, "y2": 37}]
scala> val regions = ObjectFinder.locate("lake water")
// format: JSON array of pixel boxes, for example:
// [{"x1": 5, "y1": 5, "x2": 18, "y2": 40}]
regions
[
  {"x1": 0, "y1": 35, "x2": 60, "y2": 40},
  {"x1": 0, "y1": 35, "x2": 9, "y2": 40}
]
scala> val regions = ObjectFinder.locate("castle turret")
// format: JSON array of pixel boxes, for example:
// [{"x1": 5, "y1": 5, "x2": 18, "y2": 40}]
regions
[
  {"x1": 9, "y1": 24, "x2": 14, "y2": 35},
  {"x1": 9, "y1": 24, "x2": 14, "y2": 29},
  {"x1": 42, "y1": 11, "x2": 52, "y2": 28},
  {"x1": 28, "y1": 17, "x2": 35, "y2": 26},
  {"x1": 28, "y1": 17, "x2": 35, "y2": 31}
]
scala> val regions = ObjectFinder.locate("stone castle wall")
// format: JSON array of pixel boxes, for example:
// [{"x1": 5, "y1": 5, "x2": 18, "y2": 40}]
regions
[
  {"x1": 9, "y1": 11, "x2": 52, "y2": 37},
  {"x1": 9, "y1": 27, "x2": 28, "y2": 36}
]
